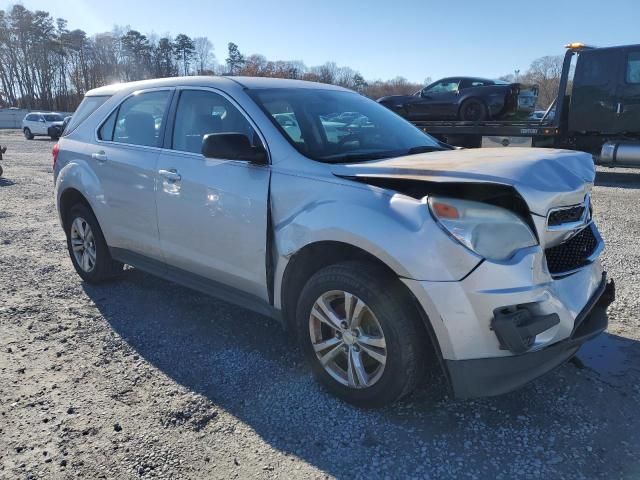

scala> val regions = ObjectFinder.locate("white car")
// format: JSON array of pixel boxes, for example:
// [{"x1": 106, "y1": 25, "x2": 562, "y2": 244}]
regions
[{"x1": 22, "y1": 112, "x2": 65, "y2": 140}]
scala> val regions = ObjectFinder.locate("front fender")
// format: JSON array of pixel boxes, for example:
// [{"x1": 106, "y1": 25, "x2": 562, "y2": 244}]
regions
[{"x1": 271, "y1": 174, "x2": 482, "y2": 308}]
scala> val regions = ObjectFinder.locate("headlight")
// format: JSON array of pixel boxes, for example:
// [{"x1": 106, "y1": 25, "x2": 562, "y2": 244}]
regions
[{"x1": 428, "y1": 196, "x2": 537, "y2": 261}]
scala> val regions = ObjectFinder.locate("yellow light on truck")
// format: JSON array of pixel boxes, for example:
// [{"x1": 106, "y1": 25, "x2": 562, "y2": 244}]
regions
[{"x1": 565, "y1": 42, "x2": 586, "y2": 50}]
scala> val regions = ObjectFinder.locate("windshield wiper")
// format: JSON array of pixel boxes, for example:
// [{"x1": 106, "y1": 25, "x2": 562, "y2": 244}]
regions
[
  {"x1": 321, "y1": 152, "x2": 397, "y2": 163},
  {"x1": 404, "y1": 145, "x2": 446, "y2": 155}
]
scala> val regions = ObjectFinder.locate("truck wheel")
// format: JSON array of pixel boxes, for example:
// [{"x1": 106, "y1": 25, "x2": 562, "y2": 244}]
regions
[
  {"x1": 459, "y1": 99, "x2": 488, "y2": 121},
  {"x1": 0, "y1": 164, "x2": 3, "y2": 177},
  {"x1": 296, "y1": 261, "x2": 427, "y2": 407},
  {"x1": 23, "y1": 128, "x2": 34, "y2": 140},
  {"x1": 65, "y1": 204, "x2": 123, "y2": 283}
]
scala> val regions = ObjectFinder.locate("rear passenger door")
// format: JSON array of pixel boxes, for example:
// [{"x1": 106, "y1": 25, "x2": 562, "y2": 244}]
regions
[
  {"x1": 155, "y1": 88, "x2": 271, "y2": 301},
  {"x1": 34, "y1": 114, "x2": 47, "y2": 134},
  {"x1": 412, "y1": 79, "x2": 461, "y2": 119},
  {"x1": 93, "y1": 88, "x2": 173, "y2": 262}
]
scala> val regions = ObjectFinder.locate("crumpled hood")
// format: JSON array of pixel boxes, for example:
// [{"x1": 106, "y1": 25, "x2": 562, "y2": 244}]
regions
[{"x1": 332, "y1": 148, "x2": 595, "y2": 216}]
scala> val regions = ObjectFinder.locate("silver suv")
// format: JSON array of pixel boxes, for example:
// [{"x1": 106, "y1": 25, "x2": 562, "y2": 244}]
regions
[{"x1": 53, "y1": 77, "x2": 614, "y2": 407}]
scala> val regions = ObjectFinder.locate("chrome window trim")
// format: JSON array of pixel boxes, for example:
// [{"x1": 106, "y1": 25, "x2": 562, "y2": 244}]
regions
[
  {"x1": 546, "y1": 194, "x2": 591, "y2": 232},
  {"x1": 93, "y1": 87, "x2": 175, "y2": 151}
]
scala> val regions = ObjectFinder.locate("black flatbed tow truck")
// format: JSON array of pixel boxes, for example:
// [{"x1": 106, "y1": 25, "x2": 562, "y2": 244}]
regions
[{"x1": 410, "y1": 43, "x2": 640, "y2": 166}]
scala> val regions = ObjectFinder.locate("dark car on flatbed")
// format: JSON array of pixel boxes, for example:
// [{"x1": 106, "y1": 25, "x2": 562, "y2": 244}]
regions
[
  {"x1": 393, "y1": 43, "x2": 640, "y2": 167},
  {"x1": 378, "y1": 77, "x2": 538, "y2": 122}
]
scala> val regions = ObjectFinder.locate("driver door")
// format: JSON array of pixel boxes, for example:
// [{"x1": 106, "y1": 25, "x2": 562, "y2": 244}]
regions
[
  {"x1": 155, "y1": 88, "x2": 271, "y2": 301},
  {"x1": 409, "y1": 78, "x2": 460, "y2": 119}
]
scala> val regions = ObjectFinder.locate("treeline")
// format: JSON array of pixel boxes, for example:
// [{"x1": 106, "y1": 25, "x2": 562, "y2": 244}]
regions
[
  {"x1": 0, "y1": 4, "x2": 562, "y2": 112},
  {"x1": 0, "y1": 5, "x2": 422, "y2": 111}
]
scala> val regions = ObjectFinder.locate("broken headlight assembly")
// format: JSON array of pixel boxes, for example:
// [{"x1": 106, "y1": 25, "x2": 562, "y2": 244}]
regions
[{"x1": 428, "y1": 196, "x2": 537, "y2": 261}]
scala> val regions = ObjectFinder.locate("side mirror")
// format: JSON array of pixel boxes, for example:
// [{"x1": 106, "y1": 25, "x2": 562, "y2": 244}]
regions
[
  {"x1": 201, "y1": 133, "x2": 268, "y2": 164},
  {"x1": 39, "y1": 118, "x2": 46, "y2": 122}
]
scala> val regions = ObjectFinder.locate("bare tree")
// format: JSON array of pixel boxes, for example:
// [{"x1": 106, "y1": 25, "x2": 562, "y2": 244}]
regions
[
  {"x1": 193, "y1": 37, "x2": 215, "y2": 74},
  {"x1": 520, "y1": 55, "x2": 564, "y2": 107}
]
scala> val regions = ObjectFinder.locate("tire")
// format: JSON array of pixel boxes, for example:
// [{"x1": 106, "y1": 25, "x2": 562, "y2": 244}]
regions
[
  {"x1": 23, "y1": 128, "x2": 34, "y2": 140},
  {"x1": 0, "y1": 164, "x2": 3, "y2": 177},
  {"x1": 65, "y1": 204, "x2": 123, "y2": 283},
  {"x1": 296, "y1": 261, "x2": 428, "y2": 407},
  {"x1": 459, "y1": 99, "x2": 488, "y2": 121}
]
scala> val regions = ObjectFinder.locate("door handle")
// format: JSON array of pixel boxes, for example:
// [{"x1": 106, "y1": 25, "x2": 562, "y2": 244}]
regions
[
  {"x1": 616, "y1": 102, "x2": 623, "y2": 115},
  {"x1": 158, "y1": 168, "x2": 182, "y2": 182},
  {"x1": 92, "y1": 151, "x2": 107, "y2": 162}
]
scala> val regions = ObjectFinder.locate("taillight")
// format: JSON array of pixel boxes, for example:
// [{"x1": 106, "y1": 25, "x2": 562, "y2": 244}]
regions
[{"x1": 52, "y1": 142, "x2": 60, "y2": 166}]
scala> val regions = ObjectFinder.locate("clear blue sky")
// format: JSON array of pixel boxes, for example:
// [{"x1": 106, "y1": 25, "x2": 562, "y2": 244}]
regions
[{"x1": 3, "y1": 0, "x2": 639, "y2": 83}]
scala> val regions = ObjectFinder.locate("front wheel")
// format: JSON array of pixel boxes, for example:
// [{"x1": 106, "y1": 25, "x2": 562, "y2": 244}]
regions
[
  {"x1": 296, "y1": 261, "x2": 427, "y2": 407},
  {"x1": 65, "y1": 204, "x2": 123, "y2": 283}
]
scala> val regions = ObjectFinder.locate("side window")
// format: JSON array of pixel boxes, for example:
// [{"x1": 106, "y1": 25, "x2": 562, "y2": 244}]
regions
[
  {"x1": 25, "y1": 114, "x2": 33, "y2": 121},
  {"x1": 99, "y1": 109, "x2": 117, "y2": 141},
  {"x1": 172, "y1": 90, "x2": 257, "y2": 154},
  {"x1": 426, "y1": 80, "x2": 459, "y2": 93},
  {"x1": 576, "y1": 50, "x2": 617, "y2": 87},
  {"x1": 626, "y1": 51, "x2": 640, "y2": 84},
  {"x1": 103, "y1": 90, "x2": 170, "y2": 147},
  {"x1": 460, "y1": 79, "x2": 489, "y2": 89}
]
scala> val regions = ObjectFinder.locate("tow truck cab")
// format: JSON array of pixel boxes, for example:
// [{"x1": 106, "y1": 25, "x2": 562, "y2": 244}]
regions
[
  {"x1": 570, "y1": 44, "x2": 640, "y2": 135},
  {"x1": 410, "y1": 43, "x2": 640, "y2": 166}
]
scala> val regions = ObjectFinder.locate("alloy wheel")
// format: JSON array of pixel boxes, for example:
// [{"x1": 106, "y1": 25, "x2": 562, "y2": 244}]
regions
[
  {"x1": 309, "y1": 290, "x2": 387, "y2": 389},
  {"x1": 70, "y1": 217, "x2": 97, "y2": 273}
]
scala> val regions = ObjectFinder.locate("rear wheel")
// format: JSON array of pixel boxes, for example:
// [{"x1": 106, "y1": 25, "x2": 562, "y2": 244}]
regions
[
  {"x1": 23, "y1": 128, "x2": 34, "y2": 140},
  {"x1": 0, "y1": 164, "x2": 3, "y2": 177},
  {"x1": 296, "y1": 261, "x2": 427, "y2": 407},
  {"x1": 459, "y1": 99, "x2": 488, "y2": 121},
  {"x1": 65, "y1": 204, "x2": 123, "y2": 283}
]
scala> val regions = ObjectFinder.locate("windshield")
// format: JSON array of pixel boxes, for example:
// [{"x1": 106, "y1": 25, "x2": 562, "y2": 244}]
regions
[
  {"x1": 249, "y1": 88, "x2": 444, "y2": 163},
  {"x1": 44, "y1": 114, "x2": 64, "y2": 122}
]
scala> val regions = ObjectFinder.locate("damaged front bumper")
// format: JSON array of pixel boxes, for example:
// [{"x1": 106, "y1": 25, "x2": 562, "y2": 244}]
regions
[
  {"x1": 402, "y1": 241, "x2": 615, "y2": 399},
  {"x1": 446, "y1": 274, "x2": 614, "y2": 398}
]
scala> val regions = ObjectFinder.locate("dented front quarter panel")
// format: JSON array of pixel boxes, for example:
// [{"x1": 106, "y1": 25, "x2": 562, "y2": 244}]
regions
[{"x1": 270, "y1": 165, "x2": 483, "y2": 309}]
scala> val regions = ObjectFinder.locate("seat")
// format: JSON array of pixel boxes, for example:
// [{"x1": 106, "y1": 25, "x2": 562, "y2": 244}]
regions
[
  {"x1": 123, "y1": 112, "x2": 157, "y2": 147},
  {"x1": 183, "y1": 114, "x2": 224, "y2": 153}
]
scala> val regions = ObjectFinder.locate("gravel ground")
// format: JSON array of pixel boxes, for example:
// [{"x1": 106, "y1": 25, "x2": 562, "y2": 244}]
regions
[{"x1": 1, "y1": 129, "x2": 640, "y2": 480}]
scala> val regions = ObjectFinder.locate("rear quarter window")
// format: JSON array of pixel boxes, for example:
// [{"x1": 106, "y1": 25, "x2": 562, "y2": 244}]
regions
[{"x1": 63, "y1": 95, "x2": 111, "y2": 136}]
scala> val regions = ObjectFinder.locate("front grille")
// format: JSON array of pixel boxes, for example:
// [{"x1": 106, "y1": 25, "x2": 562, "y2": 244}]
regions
[
  {"x1": 548, "y1": 205, "x2": 586, "y2": 226},
  {"x1": 545, "y1": 226, "x2": 598, "y2": 275}
]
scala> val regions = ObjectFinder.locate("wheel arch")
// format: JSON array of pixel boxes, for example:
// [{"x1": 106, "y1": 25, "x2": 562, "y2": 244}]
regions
[
  {"x1": 58, "y1": 187, "x2": 94, "y2": 229},
  {"x1": 277, "y1": 240, "x2": 451, "y2": 390}
]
